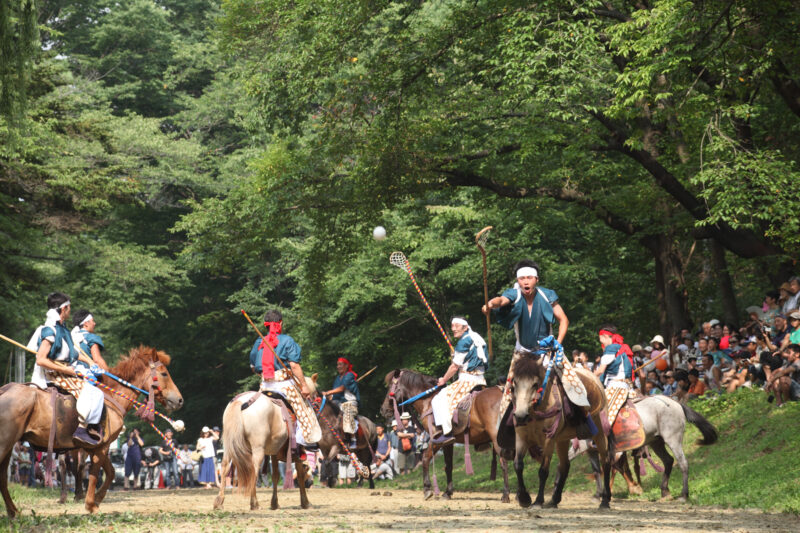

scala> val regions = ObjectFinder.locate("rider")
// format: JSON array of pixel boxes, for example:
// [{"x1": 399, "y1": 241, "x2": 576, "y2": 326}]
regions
[
  {"x1": 430, "y1": 316, "x2": 488, "y2": 445},
  {"x1": 70, "y1": 309, "x2": 110, "y2": 440},
  {"x1": 594, "y1": 324, "x2": 635, "y2": 425},
  {"x1": 249, "y1": 309, "x2": 321, "y2": 450},
  {"x1": 483, "y1": 260, "x2": 568, "y2": 420},
  {"x1": 321, "y1": 357, "x2": 361, "y2": 449},
  {"x1": 29, "y1": 292, "x2": 106, "y2": 446}
]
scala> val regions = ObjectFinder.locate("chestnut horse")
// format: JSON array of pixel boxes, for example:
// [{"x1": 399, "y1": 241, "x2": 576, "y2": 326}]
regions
[
  {"x1": 380, "y1": 369, "x2": 512, "y2": 502},
  {"x1": 511, "y1": 355, "x2": 612, "y2": 509},
  {"x1": 0, "y1": 346, "x2": 182, "y2": 517},
  {"x1": 213, "y1": 375, "x2": 318, "y2": 512},
  {"x1": 315, "y1": 397, "x2": 378, "y2": 489}
]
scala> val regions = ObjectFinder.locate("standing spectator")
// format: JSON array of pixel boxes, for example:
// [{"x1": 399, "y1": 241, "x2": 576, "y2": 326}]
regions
[
  {"x1": 337, "y1": 453, "x2": 355, "y2": 485},
  {"x1": 371, "y1": 425, "x2": 393, "y2": 480},
  {"x1": 396, "y1": 413, "x2": 416, "y2": 475},
  {"x1": 17, "y1": 443, "x2": 32, "y2": 486},
  {"x1": 177, "y1": 444, "x2": 195, "y2": 487},
  {"x1": 197, "y1": 426, "x2": 218, "y2": 489},
  {"x1": 388, "y1": 420, "x2": 400, "y2": 473},
  {"x1": 124, "y1": 428, "x2": 143, "y2": 490},
  {"x1": 159, "y1": 429, "x2": 179, "y2": 490},
  {"x1": 140, "y1": 448, "x2": 160, "y2": 489}
]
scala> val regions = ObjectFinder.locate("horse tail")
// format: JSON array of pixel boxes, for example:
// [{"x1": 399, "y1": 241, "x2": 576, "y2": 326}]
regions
[
  {"x1": 221, "y1": 399, "x2": 255, "y2": 493},
  {"x1": 680, "y1": 403, "x2": 718, "y2": 445}
]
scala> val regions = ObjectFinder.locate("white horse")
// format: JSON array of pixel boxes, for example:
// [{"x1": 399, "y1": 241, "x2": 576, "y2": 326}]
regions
[
  {"x1": 572, "y1": 395, "x2": 718, "y2": 501},
  {"x1": 213, "y1": 375, "x2": 317, "y2": 511}
]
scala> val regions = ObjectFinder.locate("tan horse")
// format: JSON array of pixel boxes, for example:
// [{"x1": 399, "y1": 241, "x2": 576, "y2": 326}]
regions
[
  {"x1": 0, "y1": 346, "x2": 183, "y2": 517},
  {"x1": 213, "y1": 375, "x2": 318, "y2": 512},
  {"x1": 511, "y1": 356, "x2": 612, "y2": 509},
  {"x1": 380, "y1": 369, "x2": 512, "y2": 502}
]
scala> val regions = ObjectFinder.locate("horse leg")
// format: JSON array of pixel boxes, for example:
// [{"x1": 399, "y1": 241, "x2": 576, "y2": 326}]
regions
[
  {"x1": 250, "y1": 446, "x2": 265, "y2": 510},
  {"x1": 270, "y1": 456, "x2": 280, "y2": 510},
  {"x1": 59, "y1": 454, "x2": 68, "y2": 504},
  {"x1": 490, "y1": 449, "x2": 497, "y2": 481},
  {"x1": 663, "y1": 431, "x2": 690, "y2": 501},
  {"x1": 513, "y1": 443, "x2": 531, "y2": 508},
  {"x1": 94, "y1": 452, "x2": 115, "y2": 503},
  {"x1": 422, "y1": 447, "x2": 433, "y2": 500},
  {"x1": 84, "y1": 451, "x2": 103, "y2": 514},
  {"x1": 619, "y1": 452, "x2": 642, "y2": 495},
  {"x1": 587, "y1": 448, "x2": 603, "y2": 500},
  {"x1": 0, "y1": 452, "x2": 18, "y2": 518},
  {"x1": 649, "y1": 437, "x2": 674, "y2": 499},
  {"x1": 442, "y1": 444, "x2": 454, "y2": 499},
  {"x1": 75, "y1": 450, "x2": 86, "y2": 501},
  {"x1": 500, "y1": 455, "x2": 511, "y2": 503},
  {"x1": 295, "y1": 457, "x2": 310, "y2": 509},
  {"x1": 592, "y1": 420, "x2": 612, "y2": 509},
  {"x1": 213, "y1": 454, "x2": 230, "y2": 510},
  {"x1": 532, "y1": 440, "x2": 554, "y2": 508},
  {"x1": 545, "y1": 440, "x2": 570, "y2": 508}
]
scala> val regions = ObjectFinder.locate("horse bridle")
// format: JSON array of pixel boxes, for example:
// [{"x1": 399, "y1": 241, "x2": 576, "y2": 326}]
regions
[{"x1": 388, "y1": 371, "x2": 405, "y2": 428}]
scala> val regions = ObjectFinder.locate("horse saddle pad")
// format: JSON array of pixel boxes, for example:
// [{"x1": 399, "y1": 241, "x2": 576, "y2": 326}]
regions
[{"x1": 611, "y1": 401, "x2": 645, "y2": 452}]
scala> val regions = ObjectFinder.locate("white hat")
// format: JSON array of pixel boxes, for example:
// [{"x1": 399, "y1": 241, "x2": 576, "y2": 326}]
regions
[
  {"x1": 400, "y1": 412, "x2": 411, "y2": 420},
  {"x1": 202, "y1": 426, "x2": 210, "y2": 433},
  {"x1": 650, "y1": 334, "x2": 665, "y2": 345},
  {"x1": 677, "y1": 344, "x2": 689, "y2": 353},
  {"x1": 644, "y1": 346, "x2": 654, "y2": 352},
  {"x1": 391, "y1": 420, "x2": 397, "y2": 426},
  {"x1": 709, "y1": 319, "x2": 720, "y2": 326}
]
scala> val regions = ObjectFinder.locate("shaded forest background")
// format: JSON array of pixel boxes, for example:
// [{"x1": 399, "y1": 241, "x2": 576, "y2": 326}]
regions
[{"x1": 2, "y1": 0, "x2": 798, "y2": 442}]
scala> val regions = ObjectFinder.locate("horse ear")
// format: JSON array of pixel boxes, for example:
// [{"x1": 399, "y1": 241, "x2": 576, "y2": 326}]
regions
[
  {"x1": 311, "y1": 373, "x2": 318, "y2": 384},
  {"x1": 393, "y1": 369, "x2": 401, "y2": 378}
]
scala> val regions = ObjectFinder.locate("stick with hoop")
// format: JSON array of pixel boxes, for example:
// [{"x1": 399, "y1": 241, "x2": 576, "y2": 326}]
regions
[
  {"x1": 389, "y1": 251, "x2": 453, "y2": 352},
  {"x1": 475, "y1": 226, "x2": 494, "y2": 361}
]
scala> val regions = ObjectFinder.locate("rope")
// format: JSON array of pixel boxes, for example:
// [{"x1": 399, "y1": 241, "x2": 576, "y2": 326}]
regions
[{"x1": 312, "y1": 398, "x2": 370, "y2": 478}]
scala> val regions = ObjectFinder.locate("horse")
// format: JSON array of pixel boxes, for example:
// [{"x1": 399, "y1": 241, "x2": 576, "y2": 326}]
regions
[
  {"x1": 510, "y1": 355, "x2": 612, "y2": 509},
  {"x1": 58, "y1": 449, "x2": 89, "y2": 503},
  {"x1": 0, "y1": 346, "x2": 182, "y2": 517},
  {"x1": 314, "y1": 397, "x2": 378, "y2": 489},
  {"x1": 380, "y1": 369, "x2": 512, "y2": 502},
  {"x1": 213, "y1": 375, "x2": 318, "y2": 512}
]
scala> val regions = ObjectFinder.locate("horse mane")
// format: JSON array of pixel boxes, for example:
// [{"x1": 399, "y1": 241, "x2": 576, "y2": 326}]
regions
[
  {"x1": 390, "y1": 368, "x2": 438, "y2": 391},
  {"x1": 112, "y1": 345, "x2": 171, "y2": 382},
  {"x1": 513, "y1": 355, "x2": 544, "y2": 380}
]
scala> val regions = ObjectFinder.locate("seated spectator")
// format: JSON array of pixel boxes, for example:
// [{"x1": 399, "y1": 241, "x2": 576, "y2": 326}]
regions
[
  {"x1": 708, "y1": 337, "x2": 733, "y2": 372},
  {"x1": 710, "y1": 320, "x2": 723, "y2": 340},
  {"x1": 662, "y1": 371, "x2": 678, "y2": 396},
  {"x1": 721, "y1": 351, "x2": 750, "y2": 393},
  {"x1": 687, "y1": 356, "x2": 698, "y2": 372},
  {"x1": 748, "y1": 338, "x2": 783, "y2": 387},
  {"x1": 763, "y1": 290, "x2": 781, "y2": 327},
  {"x1": 780, "y1": 279, "x2": 800, "y2": 315},
  {"x1": 696, "y1": 337, "x2": 709, "y2": 363},
  {"x1": 372, "y1": 425, "x2": 393, "y2": 480},
  {"x1": 719, "y1": 324, "x2": 735, "y2": 350},
  {"x1": 766, "y1": 344, "x2": 800, "y2": 406},
  {"x1": 687, "y1": 369, "x2": 707, "y2": 398},
  {"x1": 644, "y1": 380, "x2": 662, "y2": 395},
  {"x1": 724, "y1": 335, "x2": 741, "y2": 355},
  {"x1": 771, "y1": 315, "x2": 791, "y2": 348},
  {"x1": 701, "y1": 353, "x2": 719, "y2": 390},
  {"x1": 788, "y1": 311, "x2": 800, "y2": 345},
  {"x1": 673, "y1": 370, "x2": 690, "y2": 402}
]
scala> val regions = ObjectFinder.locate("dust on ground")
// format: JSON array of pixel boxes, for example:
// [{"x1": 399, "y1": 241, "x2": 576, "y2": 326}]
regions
[{"x1": 31, "y1": 487, "x2": 797, "y2": 532}]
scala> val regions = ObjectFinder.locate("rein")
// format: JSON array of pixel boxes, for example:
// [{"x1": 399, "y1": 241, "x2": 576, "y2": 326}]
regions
[{"x1": 311, "y1": 398, "x2": 369, "y2": 478}]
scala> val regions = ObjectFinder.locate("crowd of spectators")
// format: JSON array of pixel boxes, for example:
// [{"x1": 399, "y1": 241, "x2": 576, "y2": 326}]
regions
[{"x1": 575, "y1": 276, "x2": 800, "y2": 408}]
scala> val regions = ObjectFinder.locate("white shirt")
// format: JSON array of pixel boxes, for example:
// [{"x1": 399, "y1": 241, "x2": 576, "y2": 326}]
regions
[{"x1": 196, "y1": 437, "x2": 216, "y2": 459}]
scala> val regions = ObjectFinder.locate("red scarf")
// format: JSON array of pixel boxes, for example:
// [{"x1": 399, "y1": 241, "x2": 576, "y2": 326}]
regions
[
  {"x1": 260, "y1": 321, "x2": 282, "y2": 380},
  {"x1": 599, "y1": 329, "x2": 634, "y2": 379},
  {"x1": 337, "y1": 357, "x2": 357, "y2": 379}
]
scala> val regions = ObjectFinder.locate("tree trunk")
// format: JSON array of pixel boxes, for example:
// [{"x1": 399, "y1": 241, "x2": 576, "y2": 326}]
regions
[
  {"x1": 641, "y1": 234, "x2": 693, "y2": 338},
  {"x1": 711, "y1": 240, "x2": 739, "y2": 328}
]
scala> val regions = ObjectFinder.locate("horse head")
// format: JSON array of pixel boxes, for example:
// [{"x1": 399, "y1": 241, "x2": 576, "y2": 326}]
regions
[
  {"x1": 512, "y1": 355, "x2": 545, "y2": 425},
  {"x1": 380, "y1": 369, "x2": 403, "y2": 420},
  {"x1": 113, "y1": 345, "x2": 183, "y2": 413}
]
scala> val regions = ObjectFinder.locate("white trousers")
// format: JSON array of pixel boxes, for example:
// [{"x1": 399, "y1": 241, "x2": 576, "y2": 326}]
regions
[
  {"x1": 431, "y1": 373, "x2": 486, "y2": 434},
  {"x1": 260, "y1": 376, "x2": 322, "y2": 446},
  {"x1": 76, "y1": 381, "x2": 105, "y2": 425}
]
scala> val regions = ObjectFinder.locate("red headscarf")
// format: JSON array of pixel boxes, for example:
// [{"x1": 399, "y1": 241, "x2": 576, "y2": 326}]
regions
[
  {"x1": 599, "y1": 329, "x2": 634, "y2": 379},
  {"x1": 260, "y1": 321, "x2": 282, "y2": 380},
  {"x1": 337, "y1": 357, "x2": 357, "y2": 379}
]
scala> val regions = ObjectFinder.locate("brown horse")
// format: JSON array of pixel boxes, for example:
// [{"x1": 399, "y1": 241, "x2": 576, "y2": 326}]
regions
[
  {"x1": 58, "y1": 449, "x2": 89, "y2": 503},
  {"x1": 380, "y1": 369, "x2": 512, "y2": 502},
  {"x1": 0, "y1": 346, "x2": 182, "y2": 517},
  {"x1": 314, "y1": 398, "x2": 378, "y2": 489},
  {"x1": 510, "y1": 356, "x2": 612, "y2": 509}
]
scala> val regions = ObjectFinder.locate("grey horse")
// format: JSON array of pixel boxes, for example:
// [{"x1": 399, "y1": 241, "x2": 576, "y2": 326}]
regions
[{"x1": 570, "y1": 395, "x2": 718, "y2": 501}]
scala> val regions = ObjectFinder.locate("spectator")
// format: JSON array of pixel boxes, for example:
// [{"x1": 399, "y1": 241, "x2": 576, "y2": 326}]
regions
[
  {"x1": 763, "y1": 290, "x2": 781, "y2": 326},
  {"x1": 687, "y1": 356, "x2": 698, "y2": 372},
  {"x1": 771, "y1": 315, "x2": 791, "y2": 348},
  {"x1": 722, "y1": 352, "x2": 750, "y2": 393},
  {"x1": 780, "y1": 281, "x2": 798, "y2": 315},
  {"x1": 708, "y1": 337, "x2": 733, "y2": 373},
  {"x1": 697, "y1": 337, "x2": 709, "y2": 360},
  {"x1": 124, "y1": 428, "x2": 143, "y2": 490},
  {"x1": 396, "y1": 412, "x2": 416, "y2": 475},
  {"x1": 787, "y1": 312, "x2": 800, "y2": 345},
  {"x1": 766, "y1": 344, "x2": 800, "y2": 406},
  {"x1": 388, "y1": 420, "x2": 400, "y2": 474},
  {"x1": 196, "y1": 426, "x2": 218, "y2": 489},
  {"x1": 337, "y1": 453, "x2": 356, "y2": 485},
  {"x1": 371, "y1": 425, "x2": 393, "y2": 480},
  {"x1": 662, "y1": 371, "x2": 678, "y2": 396},
  {"x1": 140, "y1": 448, "x2": 160, "y2": 489},
  {"x1": 786, "y1": 278, "x2": 800, "y2": 312},
  {"x1": 710, "y1": 320, "x2": 723, "y2": 339},
  {"x1": 177, "y1": 444, "x2": 195, "y2": 488},
  {"x1": 724, "y1": 336, "x2": 740, "y2": 355},
  {"x1": 701, "y1": 354, "x2": 719, "y2": 390},
  {"x1": 159, "y1": 429, "x2": 179, "y2": 490},
  {"x1": 699, "y1": 321, "x2": 712, "y2": 339},
  {"x1": 687, "y1": 369, "x2": 707, "y2": 398},
  {"x1": 748, "y1": 338, "x2": 782, "y2": 387}
]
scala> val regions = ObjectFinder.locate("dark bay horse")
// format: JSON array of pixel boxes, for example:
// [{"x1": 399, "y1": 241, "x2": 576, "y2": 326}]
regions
[
  {"x1": 511, "y1": 356, "x2": 611, "y2": 509},
  {"x1": 0, "y1": 346, "x2": 183, "y2": 517},
  {"x1": 380, "y1": 369, "x2": 512, "y2": 502},
  {"x1": 315, "y1": 398, "x2": 378, "y2": 489}
]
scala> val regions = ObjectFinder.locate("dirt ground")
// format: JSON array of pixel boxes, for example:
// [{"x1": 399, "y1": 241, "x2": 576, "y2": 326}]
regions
[{"x1": 29, "y1": 486, "x2": 798, "y2": 532}]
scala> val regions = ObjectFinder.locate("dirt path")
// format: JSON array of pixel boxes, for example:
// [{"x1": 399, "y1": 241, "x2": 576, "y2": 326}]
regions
[{"x1": 34, "y1": 487, "x2": 797, "y2": 532}]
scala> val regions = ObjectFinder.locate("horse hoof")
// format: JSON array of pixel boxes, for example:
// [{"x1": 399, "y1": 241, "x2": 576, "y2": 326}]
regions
[
  {"x1": 676, "y1": 495, "x2": 688, "y2": 503},
  {"x1": 544, "y1": 501, "x2": 558, "y2": 509},
  {"x1": 251, "y1": 503, "x2": 260, "y2": 511},
  {"x1": 424, "y1": 491, "x2": 433, "y2": 501},
  {"x1": 441, "y1": 493, "x2": 451, "y2": 500},
  {"x1": 598, "y1": 502, "x2": 611, "y2": 510},
  {"x1": 501, "y1": 495, "x2": 511, "y2": 504},
  {"x1": 517, "y1": 494, "x2": 532, "y2": 508},
  {"x1": 629, "y1": 486, "x2": 643, "y2": 495},
  {"x1": 301, "y1": 502, "x2": 311, "y2": 510},
  {"x1": 85, "y1": 504, "x2": 99, "y2": 514},
  {"x1": 531, "y1": 502, "x2": 543, "y2": 510},
  {"x1": 58, "y1": 497, "x2": 67, "y2": 504},
  {"x1": 271, "y1": 499, "x2": 279, "y2": 510}
]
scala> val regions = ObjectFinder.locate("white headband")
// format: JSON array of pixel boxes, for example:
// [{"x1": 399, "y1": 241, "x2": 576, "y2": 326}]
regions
[
  {"x1": 451, "y1": 318, "x2": 468, "y2": 327},
  {"x1": 80, "y1": 313, "x2": 94, "y2": 326},
  {"x1": 58, "y1": 300, "x2": 71, "y2": 309},
  {"x1": 516, "y1": 267, "x2": 538, "y2": 278}
]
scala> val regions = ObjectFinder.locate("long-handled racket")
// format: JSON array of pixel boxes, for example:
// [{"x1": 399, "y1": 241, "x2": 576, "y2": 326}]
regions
[{"x1": 475, "y1": 226, "x2": 493, "y2": 361}]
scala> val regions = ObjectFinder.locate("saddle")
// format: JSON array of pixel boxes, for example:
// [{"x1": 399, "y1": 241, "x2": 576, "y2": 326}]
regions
[
  {"x1": 611, "y1": 400, "x2": 645, "y2": 452},
  {"x1": 450, "y1": 386, "x2": 484, "y2": 436}
]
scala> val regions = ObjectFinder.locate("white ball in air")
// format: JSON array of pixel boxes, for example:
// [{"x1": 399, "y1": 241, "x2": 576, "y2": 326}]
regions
[
  {"x1": 373, "y1": 226, "x2": 387, "y2": 240},
  {"x1": 173, "y1": 419, "x2": 185, "y2": 432}
]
